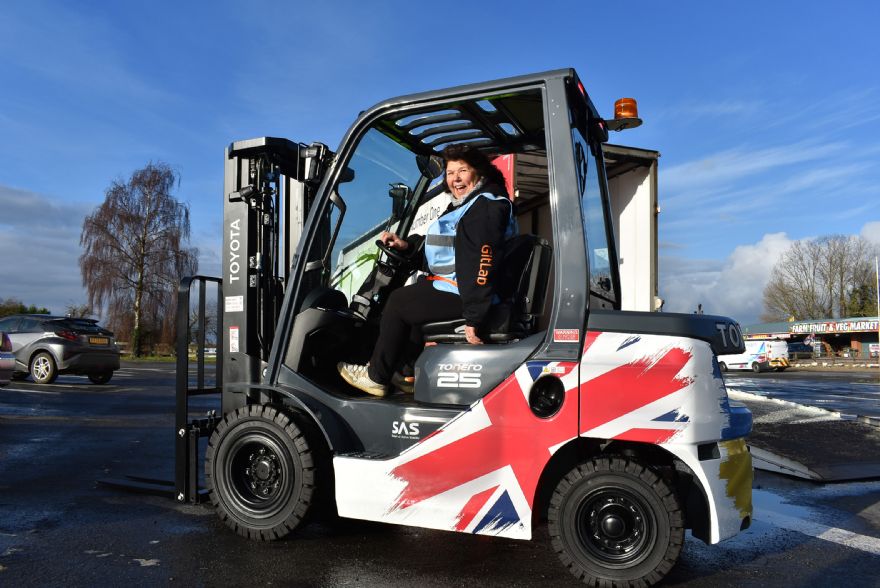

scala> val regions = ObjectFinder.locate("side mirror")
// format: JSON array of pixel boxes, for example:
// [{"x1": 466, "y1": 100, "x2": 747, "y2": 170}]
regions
[
  {"x1": 338, "y1": 166, "x2": 356, "y2": 183},
  {"x1": 416, "y1": 154, "x2": 444, "y2": 179},
  {"x1": 388, "y1": 183, "x2": 411, "y2": 220}
]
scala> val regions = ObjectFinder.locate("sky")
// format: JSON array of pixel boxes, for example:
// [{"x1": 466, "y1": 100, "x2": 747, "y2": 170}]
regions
[{"x1": 1, "y1": 0, "x2": 879, "y2": 326}]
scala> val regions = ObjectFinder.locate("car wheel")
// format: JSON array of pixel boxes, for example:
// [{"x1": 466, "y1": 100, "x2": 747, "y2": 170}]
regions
[
  {"x1": 548, "y1": 456, "x2": 683, "y2": 587},
  {"x1": 205, "y1": 405, "x2": 316, "y2": 541},
  {"x1": 751, "y1": 362, "x2": 761, "y2": 373},
  {"x1": 718, "y1": 362, "x2": 727, "y2": 372},
  {"x1": 88, "y1": 372, "x2": 113, "y2": 384},
  {"x1": 30, "y1": 352, "x2": 58, "y2": 384}
]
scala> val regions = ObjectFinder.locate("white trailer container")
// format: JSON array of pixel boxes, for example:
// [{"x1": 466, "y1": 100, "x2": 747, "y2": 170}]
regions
[{"x1": 604, "y1": 144, "x2": 660, "y2": 313}]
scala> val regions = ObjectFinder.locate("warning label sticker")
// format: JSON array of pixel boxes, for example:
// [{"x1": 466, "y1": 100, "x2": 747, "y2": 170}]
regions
[
  {"x1": 229, "y1": 326, "x2": 240, "y2": 353},
  {"x1": 553, "y1": 329, "x2": 580, "y2": 343},
  {"x1": 225, "y1": 295, "x2": 244, "y2": 313}
]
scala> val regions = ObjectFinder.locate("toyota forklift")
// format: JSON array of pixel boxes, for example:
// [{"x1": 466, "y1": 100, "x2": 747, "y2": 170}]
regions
[{"x1": 176, "y1": 69, "x2": 753, "y2": 586}]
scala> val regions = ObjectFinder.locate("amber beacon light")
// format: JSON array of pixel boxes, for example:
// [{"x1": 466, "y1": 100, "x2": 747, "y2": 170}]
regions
[
  {"x1": 606, "y1": 97, "x2": 643, "y2": 131},
  {"x1": 615, "y1": 98, "x2": 638, "y2": 119}
]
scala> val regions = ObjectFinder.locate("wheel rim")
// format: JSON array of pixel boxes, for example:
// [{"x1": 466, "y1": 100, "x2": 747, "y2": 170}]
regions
[
  {"x1": 574, "y1": 486, "x2": 656, "y2": 567},
  {"x1": 33, "y1": 356, "x2": 51, "y2": 380},
  {"x1": 223, "y1": 432, "x2": 294, "y2": 519}
]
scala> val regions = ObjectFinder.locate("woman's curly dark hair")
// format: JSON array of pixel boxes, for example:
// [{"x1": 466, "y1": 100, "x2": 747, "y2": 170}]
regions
[{"x1": 441, "y1": 144, "x2": 507, "y2": 195}]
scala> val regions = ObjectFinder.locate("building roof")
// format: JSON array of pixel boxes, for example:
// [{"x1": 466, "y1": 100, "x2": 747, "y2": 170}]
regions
[{"x1": 743, "y1": 316, "x2": 880, "y2": 337}]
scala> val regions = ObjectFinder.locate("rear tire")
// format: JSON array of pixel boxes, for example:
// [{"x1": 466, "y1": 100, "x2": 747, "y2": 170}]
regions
[
  {"x1": 718, "y1": 362, "x2": 727, "y2": 372},
  {"x1": 751, "y1": 362, "x2": 761, "y2": 373},
  {"x1": 30, "y1": 352, "x2": 57, "y2": 384},
  {"x1": 548, "y1": 456, "x2": 683, "y2": 587},
  {"x1": 88, "y1": 372, "x2": 113, "y2": 384},
  {"x1": 205, "y1": 405, "x2": 316, "y2": 541}
]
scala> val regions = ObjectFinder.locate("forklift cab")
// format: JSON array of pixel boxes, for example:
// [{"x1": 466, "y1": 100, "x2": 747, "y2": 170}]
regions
[{"x1": 265, "y1": 70, "x2": 616, "y2": 408}]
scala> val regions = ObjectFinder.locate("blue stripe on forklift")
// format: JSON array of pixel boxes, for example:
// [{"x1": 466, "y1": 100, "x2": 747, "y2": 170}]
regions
[
  {"x1": 473, "y1": 490, "x2": 519, "y2": 534},
  {"x1": 527, "y1": 362, "x2": 548, "y2": 381},
  {"x1": 653, "y1": 409, "x2": 690, "y2": 422}
]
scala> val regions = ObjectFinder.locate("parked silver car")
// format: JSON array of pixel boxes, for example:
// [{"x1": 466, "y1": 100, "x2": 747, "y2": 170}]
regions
[
  {"x1": 0, "y1": 331, "x2": 13, "y2": 387},
  {"x1": 0, "y1": 315, "x2": 120, "y2": 384}
]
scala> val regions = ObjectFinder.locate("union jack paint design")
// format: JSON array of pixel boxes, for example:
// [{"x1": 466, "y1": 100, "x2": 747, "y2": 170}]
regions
[{"x1": 334, "y1": 330, "x2": 749, "y2": 543}]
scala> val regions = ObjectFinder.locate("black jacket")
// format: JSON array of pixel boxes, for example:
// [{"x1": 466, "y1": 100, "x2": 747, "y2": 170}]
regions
[{"x1": 406, "y1": 182, "x2": 513, "y2": 329}]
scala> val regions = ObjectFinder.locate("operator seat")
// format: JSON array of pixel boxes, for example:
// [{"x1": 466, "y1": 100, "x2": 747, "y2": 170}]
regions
[{"x1": 421, "y1": 233, "x2": 552, "y2": 343}]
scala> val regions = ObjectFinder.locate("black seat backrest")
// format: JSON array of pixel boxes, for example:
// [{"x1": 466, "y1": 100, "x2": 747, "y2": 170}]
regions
[{"x1": 499, "y1": 233, "x2": 551, "y2": 320}]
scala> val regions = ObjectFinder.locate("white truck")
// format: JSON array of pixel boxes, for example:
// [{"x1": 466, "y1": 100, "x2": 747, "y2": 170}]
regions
[{"x1": 718, "y1": 339, "x2": 790, "y2": 372}]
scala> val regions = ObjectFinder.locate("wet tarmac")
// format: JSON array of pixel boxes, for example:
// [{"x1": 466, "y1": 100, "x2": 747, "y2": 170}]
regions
[
  {"x1": 1, "y1": 362, "x2": 879, "y2": 586},
  {"x1": 723, "y1": 369, "x2": 880, "y2": 418}
]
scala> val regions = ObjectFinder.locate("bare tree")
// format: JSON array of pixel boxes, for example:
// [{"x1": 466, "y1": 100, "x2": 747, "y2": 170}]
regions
[
  {"x1": 762, "y1": 235, "x2": 878, "y2": 322},
  {"x1": 65, "y1": 303, "x2": 92, "y2": 318},
  {"x1": 79, "y1": 162, "x2": 198, "y2": 356}
]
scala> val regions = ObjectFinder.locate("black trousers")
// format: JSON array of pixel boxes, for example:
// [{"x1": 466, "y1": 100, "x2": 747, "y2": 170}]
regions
[{"x1": 368, "y1": 278, "x2": 461, "y2": 384}]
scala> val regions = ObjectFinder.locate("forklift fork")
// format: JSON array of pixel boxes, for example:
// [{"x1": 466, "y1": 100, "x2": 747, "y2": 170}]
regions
[
  {"x1": 97, "y1": 275, "x2": 223, "y2": 502},
  {"x1": 175, "y1": 275, "x2": 224, "y2": 503}
]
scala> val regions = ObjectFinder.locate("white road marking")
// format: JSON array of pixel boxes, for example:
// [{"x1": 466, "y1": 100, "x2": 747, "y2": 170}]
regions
[
  {"x1": 755, "y1": 488, "x2": 880, "y2": 556},
  {"x1": 2, "y1": 387, "x2": 61, "y2": 395}
]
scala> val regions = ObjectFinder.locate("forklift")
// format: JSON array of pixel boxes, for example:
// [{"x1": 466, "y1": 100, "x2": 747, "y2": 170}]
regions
[{"x1": 175, "y1": 69, "x2": 753, "y2": 586}]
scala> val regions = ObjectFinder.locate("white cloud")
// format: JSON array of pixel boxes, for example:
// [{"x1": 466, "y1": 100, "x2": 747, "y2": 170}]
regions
[
  {"x1": 660, "y1": 232, "x2": 793, "y2": 325},
  {"x1": 0, "y1": 184, "x2": 92, "y2": 228},
  {"x1": 0, "y1": 183, "x2": 219, "y2": 315},
  {"x1": 861, "y1": 221, "x2": 880, "y2": 245},
  {"x1": 655, "y1": 99, "x2": 765, "y2": 122},
  {"x1": 663, "y1": 141, "x2": 842, "y2": 198},
  {"x1": 0, "y1": 226, "x2": 87, "y2": 314},
  {"x1": 0, "y1": 184, "x2": 91, "y2": 313}
]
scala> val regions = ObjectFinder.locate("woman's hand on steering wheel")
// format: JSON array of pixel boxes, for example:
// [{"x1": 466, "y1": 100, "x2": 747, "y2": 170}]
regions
[
  {"x1": 379, "y1": 231, "x2": 408, "y2": 250},
  {"x1": 376, "y1": 231, "x2": 410, "y2": 265}
]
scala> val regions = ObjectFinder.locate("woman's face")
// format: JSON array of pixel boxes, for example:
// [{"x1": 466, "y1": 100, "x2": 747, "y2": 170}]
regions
[{"x1": 445, "y1": 159, "x2": 480, "y2": 199}]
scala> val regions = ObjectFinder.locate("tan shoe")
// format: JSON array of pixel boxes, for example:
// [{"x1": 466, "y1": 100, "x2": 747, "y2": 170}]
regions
[{"x1": 337, "y1": 362, "x2": 388, "y2": 397}]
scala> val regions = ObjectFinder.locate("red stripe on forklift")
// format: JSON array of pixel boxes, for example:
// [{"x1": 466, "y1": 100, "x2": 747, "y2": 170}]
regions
[
  {"x1": 612, "y1": 428, "x2": 678, "y2": 445},
  {"x1": 453, "y1": 485, "x2": 499, "y2": 531},
  {"x1": 580, "y1": 346, "x2": 693, "y2": 433},
  {"x1": 583, "y1": 330, "x2": 602, "y2": 354}
]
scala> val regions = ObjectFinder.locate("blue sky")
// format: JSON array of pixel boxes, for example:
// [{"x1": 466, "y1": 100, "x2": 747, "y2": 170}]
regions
[{"x1": 1, "y1": 0, "x2": 878, "y2": 325}]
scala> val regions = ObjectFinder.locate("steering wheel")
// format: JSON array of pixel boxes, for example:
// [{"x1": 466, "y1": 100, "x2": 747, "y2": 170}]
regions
[{"x1": 375, "y1": 240, "x2": 410, "y2": 265}]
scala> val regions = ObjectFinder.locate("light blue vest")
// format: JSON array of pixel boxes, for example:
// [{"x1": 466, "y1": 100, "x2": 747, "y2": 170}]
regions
[{"x1": 425, "y1": 192, "x2": 517, "y2": 295}]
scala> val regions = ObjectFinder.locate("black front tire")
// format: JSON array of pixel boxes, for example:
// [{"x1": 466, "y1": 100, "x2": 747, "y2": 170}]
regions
[
  {"x1": 751, "y1": 362, "x2": 761, "y2": 373},
  {"x1": 88, "y1": 372, "x2": 113, "y2": 384},
  {"x1": 548, "y1": 457, "x2": 683, "y2": 587},
  {"x1": 205, "y1": 405, "x2": 316, "y2": 541},
  {"x1": 30, "y1": 352, "x2": 58, "y2": 384}
]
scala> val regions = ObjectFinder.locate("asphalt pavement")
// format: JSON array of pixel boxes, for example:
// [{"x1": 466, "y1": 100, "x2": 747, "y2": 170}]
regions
[{"x1": 1, "y1": 362, "x2": 879, "y2": 587}]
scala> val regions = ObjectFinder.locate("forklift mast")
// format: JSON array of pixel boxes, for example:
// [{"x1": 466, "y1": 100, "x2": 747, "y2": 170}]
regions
[{"x1": 221, "y1": 138, "x2": 330, "y2": 403}]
